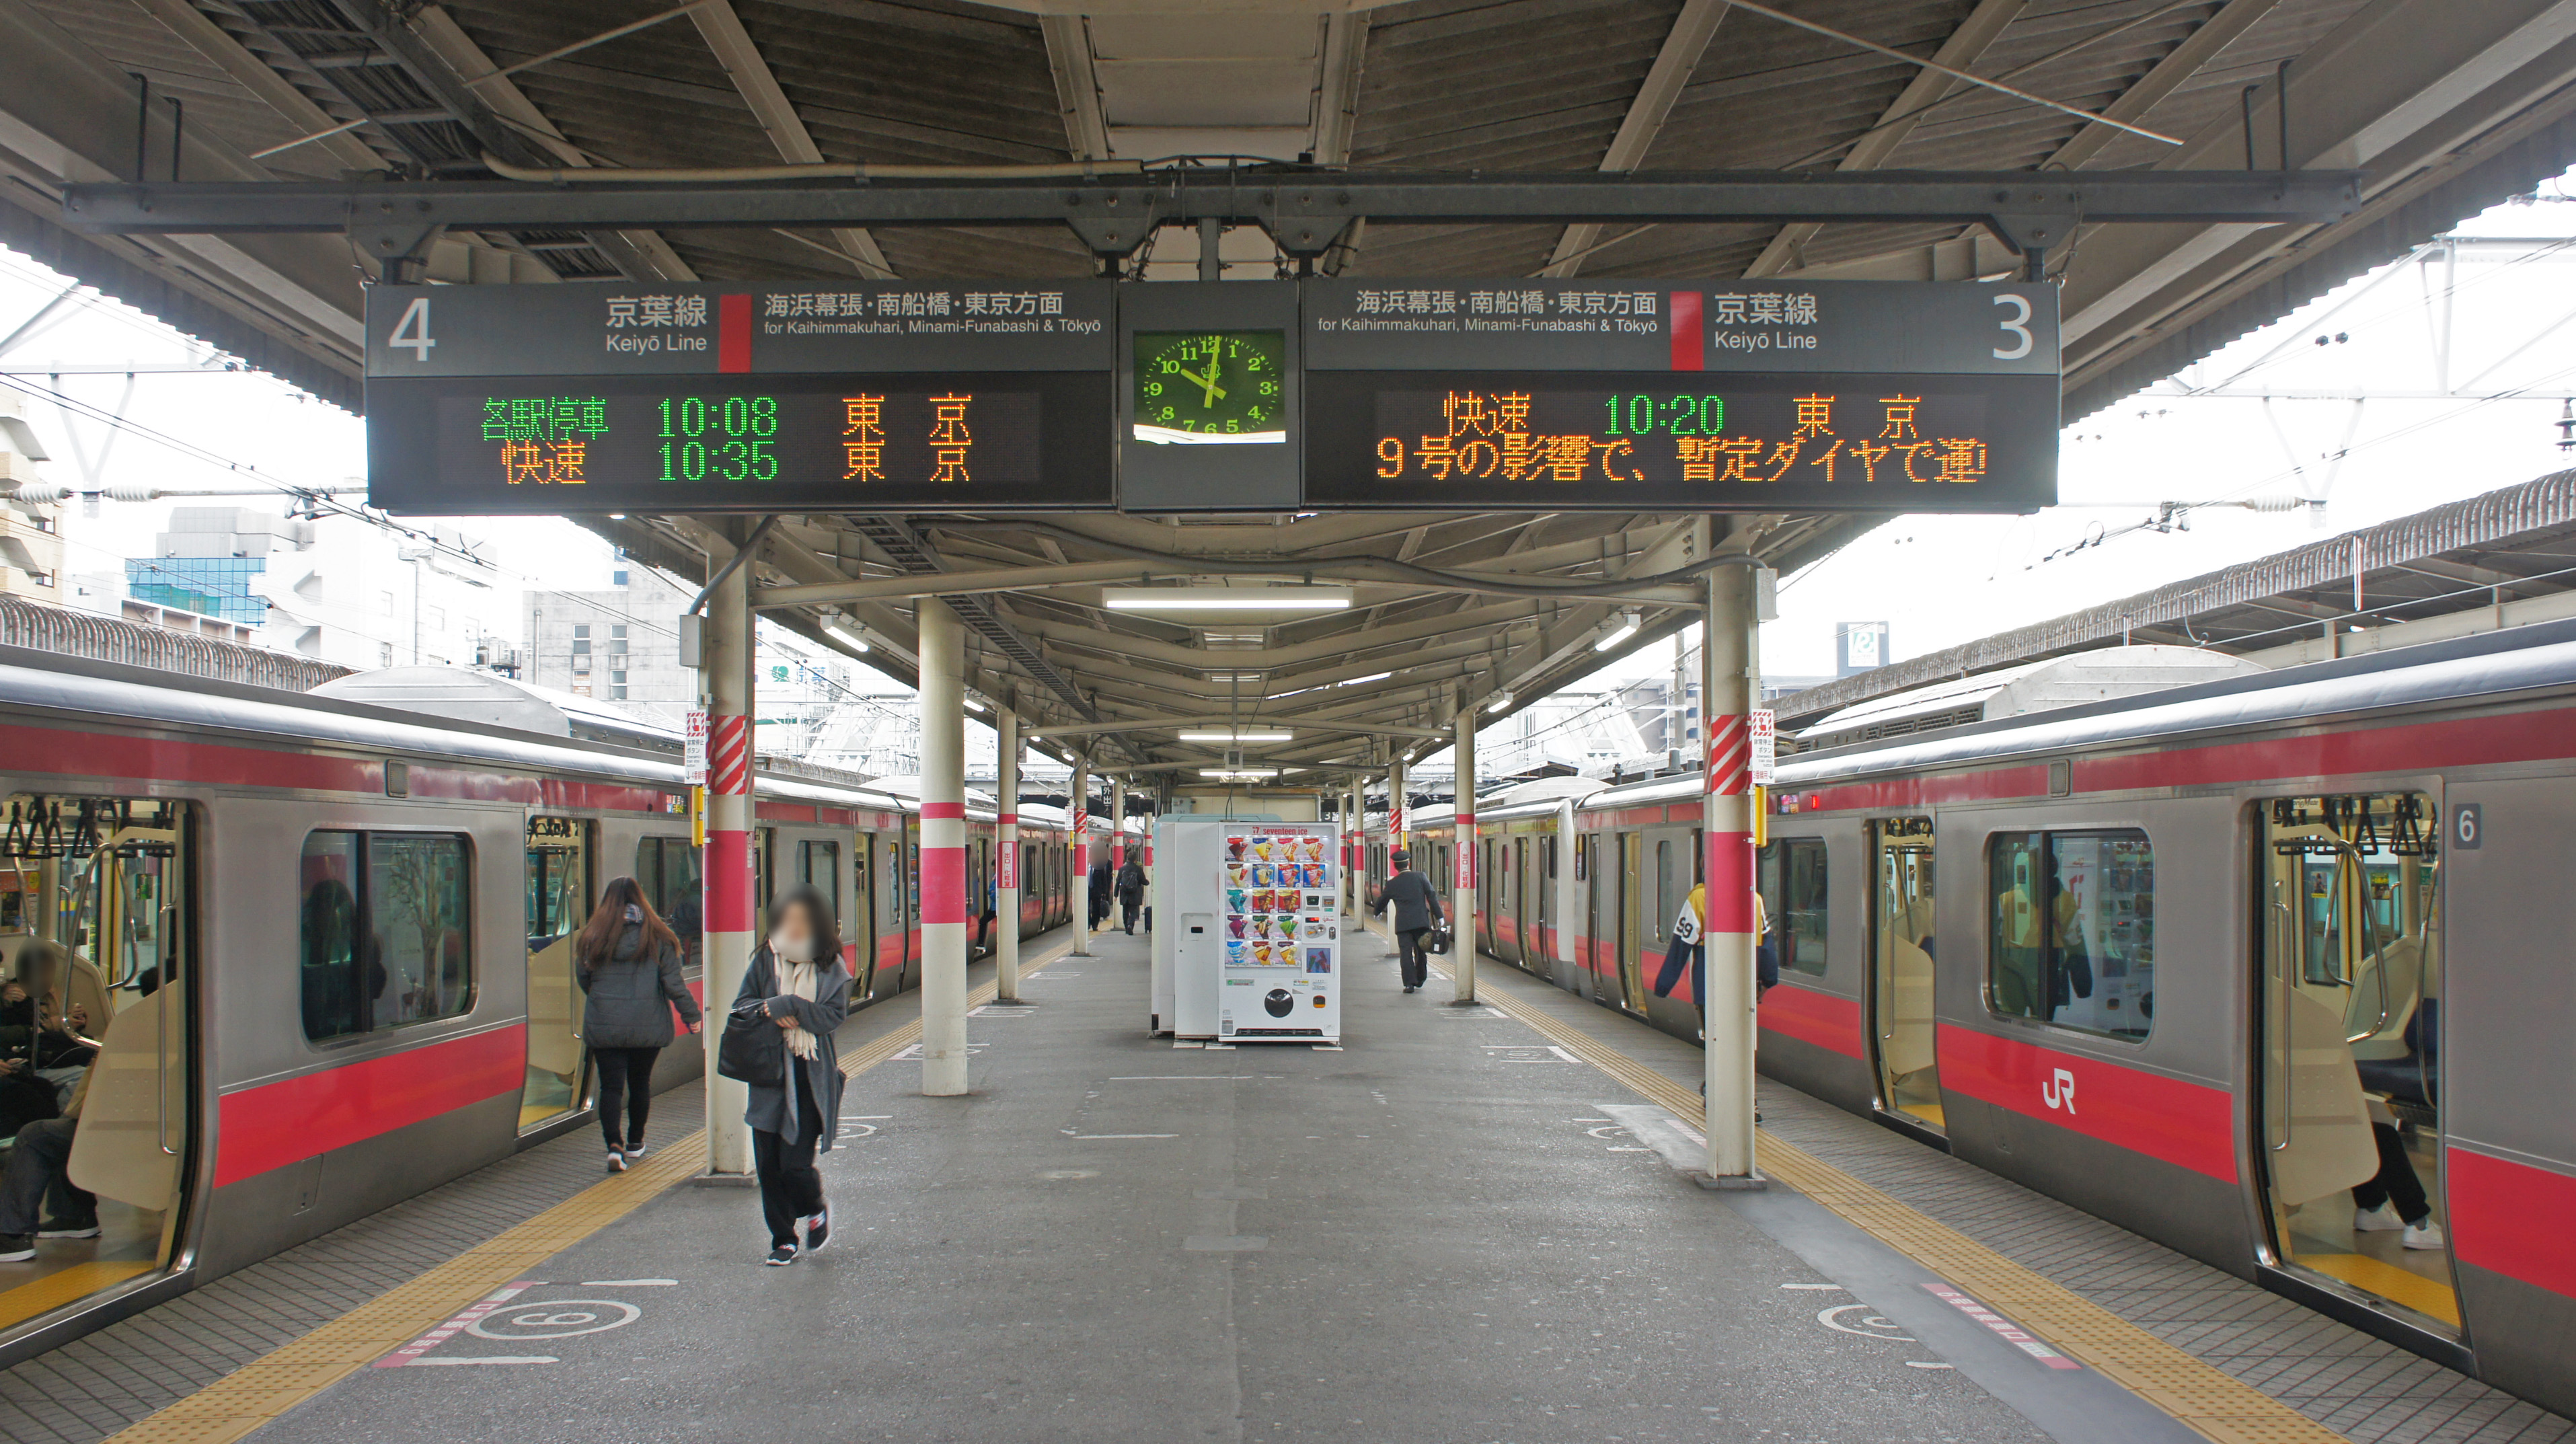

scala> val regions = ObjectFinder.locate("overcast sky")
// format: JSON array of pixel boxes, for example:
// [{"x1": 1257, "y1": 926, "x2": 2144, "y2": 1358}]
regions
[{"x1": 9, "y1": 172, "x2": 2576, "y2": 694}]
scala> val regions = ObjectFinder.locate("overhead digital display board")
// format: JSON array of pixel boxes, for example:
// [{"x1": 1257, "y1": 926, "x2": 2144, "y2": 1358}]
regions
[
  {"x1": 363, "y1": 276, "x2": 2056, "y2": 515},
  {"x1": 364, "y1": 280, "x2": 1114, "y2": 514},
  {"x1": 1300, "y1": 280, "x2": 2059, "y2": 513}
]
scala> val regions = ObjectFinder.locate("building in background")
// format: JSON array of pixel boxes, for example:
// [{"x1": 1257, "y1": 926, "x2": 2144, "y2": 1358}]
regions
[
  {"x1": 123, "y1": 506, "x2": 502, "y2": 669},
  {"x1": 0, "y1": 397, "x2": 65, "y2": 601},
  {"x1": 522, "y1": 563, "x2": 693, "y2": 727}
]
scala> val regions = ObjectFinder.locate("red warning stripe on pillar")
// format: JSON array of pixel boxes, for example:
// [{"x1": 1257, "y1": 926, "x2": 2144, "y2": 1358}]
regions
[
  {"x1": 709, "y1": 714, "x2": 752, "y2": 796},
  {"x1": 920, "y1": 801, "x2": 966, "y2": 924},
  {"x1": 1706, "y1": 714, "x2": 1749, "y2": 797}
]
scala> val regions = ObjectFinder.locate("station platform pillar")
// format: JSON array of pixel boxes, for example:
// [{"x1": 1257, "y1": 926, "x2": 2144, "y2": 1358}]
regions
[
  {"x1": 1703, "y1": 561, "x2": 1760, "y2": 1181},
  {"x1": 997, "y1": 708, "x2": 1020, "y2": 1003},
  {"x1": 1450, "y1": 704, "x2": 1476, "y2": 1004},
  {"x1": 701, "y1": 540, "x2": 757, "y2": 1176},
  {"x1": 1071, "y1": 759, "x2": 1092, "y2": 957},
  {"x1": 918, "y1": 599, "x2": 969, "y2": 1097}
]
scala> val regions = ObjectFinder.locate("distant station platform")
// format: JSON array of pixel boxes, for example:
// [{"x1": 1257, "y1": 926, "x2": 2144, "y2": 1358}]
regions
[{"x1": 0, "y1": 926, "x2": 2562, "y2": 1444}]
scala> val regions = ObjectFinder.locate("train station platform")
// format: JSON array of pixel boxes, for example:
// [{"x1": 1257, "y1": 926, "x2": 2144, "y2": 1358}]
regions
[{"x1": 0, "y1": 925, "x2": 2566, "y2": 1444}]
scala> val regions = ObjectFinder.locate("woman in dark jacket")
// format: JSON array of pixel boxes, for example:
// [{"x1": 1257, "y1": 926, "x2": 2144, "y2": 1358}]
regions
[
  {"x1": 576, "y1": 877, "x2": 703, "y2": 1174},
  {"x1": 735, "y1": 884, "x2": 851, "y2": 1266}
]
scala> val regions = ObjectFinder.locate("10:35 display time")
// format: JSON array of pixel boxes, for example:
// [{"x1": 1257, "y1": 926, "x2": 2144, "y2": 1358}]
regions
[{"x1": 657, "y1": 394, "x2": 780, "y2": 482}]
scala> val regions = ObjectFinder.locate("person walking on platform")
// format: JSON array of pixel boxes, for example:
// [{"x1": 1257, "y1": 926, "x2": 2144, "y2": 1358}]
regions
[
  {"x1": 577, "y1": 877, "x2": 703, "y2": 1175},
  {"x1": 735, "y1": 885, "x2": 851, "y2": 1266},
  {"x1": 1116, "y1": 853, "x2": 1148, "y2": 934},
  {"x1": 1088, "y1": 855, "x2": 1114, "y2": 930},
  {"x1": 1369, "y1": 849, "x2": 1443, "y2": 994},
  {"x1": 1653, "y1": 883, "x2": 1776, "y2": 1013}
]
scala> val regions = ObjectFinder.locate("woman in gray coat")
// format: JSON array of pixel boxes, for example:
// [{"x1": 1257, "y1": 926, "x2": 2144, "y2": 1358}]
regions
[
  {"x1": 576, "y1": 877, "x2": 703, "y2": 1174},
  {"x1": 734, "y1": 883, "x2": 850, "y2": 1265}
]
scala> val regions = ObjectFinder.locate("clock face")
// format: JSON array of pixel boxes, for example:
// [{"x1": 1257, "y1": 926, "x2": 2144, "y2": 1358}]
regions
[{"x1": 1133, "y1": 331, "x2": 1287, "y2": 445}]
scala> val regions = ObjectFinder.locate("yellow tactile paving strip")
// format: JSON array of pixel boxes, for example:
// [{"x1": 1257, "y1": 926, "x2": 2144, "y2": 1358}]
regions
[
  {"x1": 1472, "y1": 979, "x2": 2352, "y2": 1444},
  {"x1": 106, "y1": 944, "x2": 1069, "y2": 1444}
]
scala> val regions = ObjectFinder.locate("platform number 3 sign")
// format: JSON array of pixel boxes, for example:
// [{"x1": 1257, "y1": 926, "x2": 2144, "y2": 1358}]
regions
[{"x1": 2452, "y1": 803, "x2": 2480, "y2": 850}]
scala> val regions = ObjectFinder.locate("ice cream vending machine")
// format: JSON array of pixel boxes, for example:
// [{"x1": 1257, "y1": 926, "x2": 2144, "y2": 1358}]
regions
[{"x1": 1213, "y1": 821, "x2": 1341, "y2": 1042}]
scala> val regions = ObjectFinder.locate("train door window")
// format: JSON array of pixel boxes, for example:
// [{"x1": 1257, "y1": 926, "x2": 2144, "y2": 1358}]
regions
[
  {"x1": 1758, "y1": 837, "x2": 1829, "y2": 978},
  {"x1": 300, "y1": 831, "x2": 473, "y2": 1040},
  {"x1": 799, "y1": 840, "x2": 843, "y2": 957},
  {"x1": 1, "y1": 793, "x2": 198, "y2": 1327},
  {"x1": 1869, "y1": 818, "x2": 1941, "y2": 1131},
  {"x1": 852, "y1": 838, "x2": 878, "y2": 997},
  {"x1": 520, "y1": 816, "x2": 591, "y2": 1131},
  {"x1": 1986, "y1": 830, "x2": 2152, "y2": 1041},
  {"x1": 2257, "y1": 793, "x2": 2456, "y2": 1332},
  {"x1": 753, "y1": 829, "x2": 775, "y2": 911},
  {"x1": 635, "y1": 837, "x2": 703, "y2": 970},
  {"x1": 1652, "y1": 838, "x2": 1677, "y2": 947}
]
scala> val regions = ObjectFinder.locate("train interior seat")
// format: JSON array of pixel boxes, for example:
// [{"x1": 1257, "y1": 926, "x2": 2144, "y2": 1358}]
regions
[
  {"x1": 2346, "y1": 936, "x2": 2424, "y2": 1060},
  {"x1": 2353, "y1": 999, "x2": 2439, "y2": 1108}
]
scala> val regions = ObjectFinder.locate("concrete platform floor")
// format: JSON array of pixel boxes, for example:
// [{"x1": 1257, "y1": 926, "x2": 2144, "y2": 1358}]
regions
[{"x1": 219, "y1": 927, "x2": 2229, "y2": 1444}]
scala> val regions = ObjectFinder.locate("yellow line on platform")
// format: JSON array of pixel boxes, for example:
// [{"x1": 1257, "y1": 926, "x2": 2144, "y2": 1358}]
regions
[
  {"x1": 108, "y1": 942, "x2": 1074, "y2": 1444},
  {"x1": 1471, "y1": 975, "x2": 2351, "y2": 1444}
]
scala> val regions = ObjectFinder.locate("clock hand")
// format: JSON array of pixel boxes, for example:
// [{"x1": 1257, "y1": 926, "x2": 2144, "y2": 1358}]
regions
[{"x1": 1175, "y1": 363, "x2": 1228, "y2": 406}]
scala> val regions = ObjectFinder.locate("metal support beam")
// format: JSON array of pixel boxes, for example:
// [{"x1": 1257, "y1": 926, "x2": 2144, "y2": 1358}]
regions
[
  {"x1": 1745, "y1": 0, "x2": 2026, "y2": 278},
  {"x1": 61, "y1": 169, "x2": 2368, "y2": 254},
  {"x1": 1542, "y1": 0, "x2": 1729, "y2": 278},
  {"x1": 688, "y1": 0, "x2": 894, "y2": 278}
]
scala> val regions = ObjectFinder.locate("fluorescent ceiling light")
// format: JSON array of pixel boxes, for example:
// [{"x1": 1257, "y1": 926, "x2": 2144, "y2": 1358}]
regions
[
  {"x1": 1178, "y1": 730, "x2": 1291, "y2": 742},
  {"x1": 823, "y1": 620, "x2": 869, "y2": 653},
  {"x1": 1594, "y1": 611, "x2": 1642, "y2": 652},
  {"x1": 1101, "y1": 587, "x2": 1351, "y2": 614},
  {"x1": 1484, "y1": 691, "x2": 1515, "y2": 713},
  {"x1": 1199, "y1": 768, "x2": 1279, "y2": 780},
  {"x1": 962, "y1": 695, "x2": 987, "y2": 713}
]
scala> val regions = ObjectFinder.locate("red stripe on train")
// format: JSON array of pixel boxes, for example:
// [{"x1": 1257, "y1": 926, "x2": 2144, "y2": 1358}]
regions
[
  {"x1": 0, "y1": 723, "x2": 675, "y2": 812},
  {"x1": 215, "y1": 1028, "x2": 524, "y2": 1187},
  {"x1": 2448, "y1": 1148, "x2": 2576, "y2": 1298},
  {"x1": 1936, "y1": 1024, "x2": 2236, "y2": 1182},
  {"x1": 1759, "y1": 983, "x2": 1865, "y2": 1058},
  {"x1": 1798, "y1": 706, "x2": 2576, "y2": 812}
]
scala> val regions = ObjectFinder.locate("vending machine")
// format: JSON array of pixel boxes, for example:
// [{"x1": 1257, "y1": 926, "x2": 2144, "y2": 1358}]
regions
[{"x1": 1213, "y1": 821, "x2": 1341, "y2": 1042}]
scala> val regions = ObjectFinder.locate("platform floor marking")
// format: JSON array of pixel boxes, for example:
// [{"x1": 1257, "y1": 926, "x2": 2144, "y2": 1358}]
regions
[
  {"x1": 1469, "y1": 977, "x2": 2353, "y2": 1444},
  {"x1": 105, "y1": 940, "x2": 1075, "y2": 1444}
]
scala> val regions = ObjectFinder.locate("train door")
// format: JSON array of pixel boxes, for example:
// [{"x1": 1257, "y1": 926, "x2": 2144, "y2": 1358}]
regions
[
  {"x1": 0, "y1": 793, "x2": 198, "y2": 1330},
  {"x1": 797, "y1": 839, "x2": 843, "y2": 966},
  {"x1": 2257, "y1": 793, "x2": 2458, "y2": 1331},
  {"x1": 634, "y1": 835, "x2": 704, "y2": 971},
  {"x1": 851, "y1": 836, "x2": 879, "y2": 997},
  {"x1": 1616, "y1": 832, "x2": 1649, "y2": 1013},
  {"x1": 1515, "y1": 837, "x2": 1534, "y2": 969},
  {"x1": 520, "y1": 816, "x2": 591, "y2": 1131},
  {"x1": 1869, "y1": 816, "x2": 1942, "y2": 1130}
]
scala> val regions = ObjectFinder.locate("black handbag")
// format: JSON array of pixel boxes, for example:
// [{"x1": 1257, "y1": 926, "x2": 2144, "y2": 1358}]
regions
[
  {"x1": 716, "y1": 997, "x2": 785, "y2": 1086},
  {"x1": 1424, "y1": 921, "x2": 1453, "y2": 956}
]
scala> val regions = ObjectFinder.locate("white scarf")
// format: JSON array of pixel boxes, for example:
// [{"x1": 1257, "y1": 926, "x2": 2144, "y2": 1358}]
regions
[{"x1": 776, "y1": 956, "x2": 819, "y2": 1061}]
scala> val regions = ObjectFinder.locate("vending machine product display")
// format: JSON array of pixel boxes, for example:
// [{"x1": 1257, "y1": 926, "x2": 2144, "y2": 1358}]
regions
[{"x1": 1216, "y1": 821, "x2": 1340, "y2": 1042}]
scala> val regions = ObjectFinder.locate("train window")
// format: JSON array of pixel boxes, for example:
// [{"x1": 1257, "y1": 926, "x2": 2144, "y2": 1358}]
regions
[
  {"x1": 1759, "y1": 837, "x2": 1829, "y2": 977},
  {"x1": 1987, "y1": 829, "x2": 2153, "y2": 1041},
  {"x1": 635, "y1": 836, "x2": 703, "y2": 968},
  {"x1": 300, "y1": 831, "x2": 474, "y2": 1042},
  {"x1": 1653, "y1": 839, "x2": 1677, "y2": 943},
  {"x1": 799, "y1": 840, "x2": 841, "y2": 915}
]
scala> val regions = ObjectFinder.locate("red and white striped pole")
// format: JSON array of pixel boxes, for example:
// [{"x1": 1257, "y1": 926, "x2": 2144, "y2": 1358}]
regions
[
  {"x1": 996, "y1": 708, "x2": 1020, "y2": 1003},
  {"x1": 919, "y1": 600, "x2": 970, "y2": 1096},
  {"x1": 1704, "y1": 560, "x2": 1761, "y2": 1180},
  {"x1": 1069, "y1": 759, "x2": 1092, "y2": 957},
  {"x1": 701, "y1": 552, "x2": 758, "y2": 1176}
]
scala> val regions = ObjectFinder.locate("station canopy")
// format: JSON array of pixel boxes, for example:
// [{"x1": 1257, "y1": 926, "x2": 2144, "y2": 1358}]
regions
[{"x1": 8, "y1": 0, "x2": 2576, "y2": 779}]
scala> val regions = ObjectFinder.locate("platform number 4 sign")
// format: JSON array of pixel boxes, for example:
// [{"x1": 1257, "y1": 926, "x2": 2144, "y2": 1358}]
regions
[
  {"x1": 2452, "y1": 802, "x2": 2480, "y2": 850},
  {"x1": 387, "y1": 296, "x2": 436, "y2": 361}
]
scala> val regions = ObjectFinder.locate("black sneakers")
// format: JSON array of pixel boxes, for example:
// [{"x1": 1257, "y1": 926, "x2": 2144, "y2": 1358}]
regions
[
  {"x1": 607, "y1": 1150, "x2": 628, "y2": 1174},
  {"x1": 765, "y1": 1244, "x2": 798, "y2": 1266},
  {"x1": 37, "y1": 1217, "x2": 98, "y2": 1240},
  {"x1": 0, "y1": 1236, "x2": 32, "y2": 1263},
  {"x1": 803, "y1": 1206, "x2": 831, "y2": 1255}
]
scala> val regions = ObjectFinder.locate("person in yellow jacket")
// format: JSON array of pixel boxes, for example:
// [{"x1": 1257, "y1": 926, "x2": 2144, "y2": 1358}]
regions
[{"x1": 1652, "y1": 882, "x2": 1775, "y2": 1005}]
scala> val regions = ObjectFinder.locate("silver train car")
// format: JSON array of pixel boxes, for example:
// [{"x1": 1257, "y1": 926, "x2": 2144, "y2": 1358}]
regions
[
  {"x1": 1369, "y1": 617, "x2": 2576, "y2": 1416},
  {"x1": 0, "y1": 644, "x2": 1097, "y2": 1365}
]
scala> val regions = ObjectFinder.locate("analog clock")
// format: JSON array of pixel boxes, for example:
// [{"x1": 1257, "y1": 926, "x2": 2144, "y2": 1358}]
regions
[{"x1": 1133, "y1": 330, "x2": 1287, "y2": 444}]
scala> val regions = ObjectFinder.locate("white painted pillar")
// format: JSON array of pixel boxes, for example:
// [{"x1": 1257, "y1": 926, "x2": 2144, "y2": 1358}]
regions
[
  {"x1": 1110, "y1": 775, "x2": 1128, "y2": 930},
  {"x1": 918, "y1": 599, "x2": 971, "y2": 1097},
  {"x1": 996, "y1": 709, "x2": 1021, "y2": 1003},
  {"x1": 1450, "y1": 706, "x2": 1476, "y2": 1004},
  {"x1": 1704, "y1": 565, "x2": 1760, "y2": 1178},
  {"x1": 1070, "y1": 759, "x2": 1092, "y2": 956},
  {"x1": 1342, "y1": 782, "x2": 1359, "y2": 917},
  {"x1": 701, "y1": 545, "x2": 757, "y2": 1176}
]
